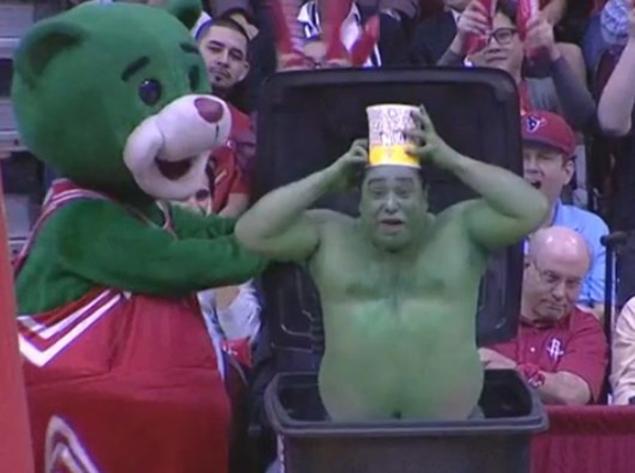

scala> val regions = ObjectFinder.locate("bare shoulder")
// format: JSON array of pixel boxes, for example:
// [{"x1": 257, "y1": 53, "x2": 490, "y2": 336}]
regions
[{"x1": 431, "y1": 200, "x2": 475, "y2": 227}]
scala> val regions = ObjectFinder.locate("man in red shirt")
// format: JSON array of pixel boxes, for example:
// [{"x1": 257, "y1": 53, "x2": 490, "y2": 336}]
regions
[
  {"x1": 480, "y1": 226, "x2": 608, "y2": 405},
  {"x1": 188, "y1": 16, "x2": 256, "y2": 217},
  {"x1": 206, "y1": 104, "x2": 255, "y2": 217}
]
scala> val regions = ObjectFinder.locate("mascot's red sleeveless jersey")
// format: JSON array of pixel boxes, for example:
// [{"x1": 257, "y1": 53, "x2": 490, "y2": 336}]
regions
[{"x1": 16, "y1": 179, "x2": 233, "y2": 473}]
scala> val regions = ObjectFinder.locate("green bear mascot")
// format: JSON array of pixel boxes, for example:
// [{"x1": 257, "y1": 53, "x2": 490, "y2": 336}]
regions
[{"x1": 11, "y1": 1, "x2": 265, "y2": 472}]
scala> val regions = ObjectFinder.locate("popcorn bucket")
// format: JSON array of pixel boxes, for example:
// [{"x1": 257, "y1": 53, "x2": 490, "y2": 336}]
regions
[{"x1": 366, "y1": 104, "x2": 420, "y2": 168}]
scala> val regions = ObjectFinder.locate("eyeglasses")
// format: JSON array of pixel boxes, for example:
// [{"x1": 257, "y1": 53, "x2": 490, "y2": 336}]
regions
[
  {"x1": 487, "y1": 27, "x2": 518, "y2": 46},
  {"x1": 530, "y1": 260, "x2": 583, "y2": 293}
]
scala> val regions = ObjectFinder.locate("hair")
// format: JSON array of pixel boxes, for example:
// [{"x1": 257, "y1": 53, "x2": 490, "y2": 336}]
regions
[
  {"x1": 495, "y1": 0, "x2": 518, "y2": 23},
  {"x1": 195, "y1": 16, "x2": 250, "y2": 44}
]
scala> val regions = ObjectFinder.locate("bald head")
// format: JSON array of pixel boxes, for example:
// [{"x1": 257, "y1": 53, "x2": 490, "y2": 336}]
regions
[
  {"x1": 522, "y1": 227, "x2": 591, "y2": 322},
  {"x1": 529, "y1": 227, "x2": 591, "y2": 274}
]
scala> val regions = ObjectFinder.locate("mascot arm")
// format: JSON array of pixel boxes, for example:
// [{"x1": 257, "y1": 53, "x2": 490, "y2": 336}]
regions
[
  {"x1": 46, "y1": 200, "x2": 266, "y2": 295},
  {"x1": 169, "y1": 204, "x2": 237, "y2": 238}
]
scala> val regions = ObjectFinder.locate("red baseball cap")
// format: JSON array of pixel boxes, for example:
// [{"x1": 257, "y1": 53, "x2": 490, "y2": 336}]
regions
[{"x1": 521, "y1": 111, "x2": 576, "y2": 158}]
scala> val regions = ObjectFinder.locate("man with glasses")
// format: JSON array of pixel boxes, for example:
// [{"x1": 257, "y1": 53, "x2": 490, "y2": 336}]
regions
[
  {"x1": 521, "y1": 111, "x2": 608, "y2": 319},
  {"x1": 480, "y1": 226, "x2": 608, "y2": 405},
  {"x1": 437, "y1": 0, "x2": 595, "y2": 131}
]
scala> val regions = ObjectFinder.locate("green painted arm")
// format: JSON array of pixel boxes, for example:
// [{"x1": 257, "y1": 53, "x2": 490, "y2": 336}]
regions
[
  {"x1": 450, "y1": 152, "x2": 550, "y2": 250},
  {"x1": 407, "y1": 106, "x2": 549, "y2": 250},
  {"x1": 235, "y1": 139, "x2": 368, "y2": 262},
  {"x1": 17, "y1": 199, "x2": 266, "y2": 313}
]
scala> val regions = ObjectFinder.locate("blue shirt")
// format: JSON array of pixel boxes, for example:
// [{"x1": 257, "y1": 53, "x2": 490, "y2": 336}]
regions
[{"x1": 526, "y1": 201, "x2": 609, "y2": 306}]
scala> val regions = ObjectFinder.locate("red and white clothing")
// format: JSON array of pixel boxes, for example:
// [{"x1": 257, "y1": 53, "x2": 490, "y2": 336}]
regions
[
  {"x1": 487, "y1": 307, "x2": 608, "y2": 402},
  {"x1": 191, "y1": 105, "x2": 254, "y2": 215},
  {"x1": 16, "y1": 180, "x2": 239, "y2": 473}
]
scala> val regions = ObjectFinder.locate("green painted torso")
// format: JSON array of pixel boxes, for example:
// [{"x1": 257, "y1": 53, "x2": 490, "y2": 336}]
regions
[{"x1": 310, "y1": 206, "x2": 487, "y2": 420}]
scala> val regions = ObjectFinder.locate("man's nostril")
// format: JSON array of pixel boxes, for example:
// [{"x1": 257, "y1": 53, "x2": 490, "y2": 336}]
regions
[{"x1": 194, "y1": 98, "x2": 224, "y2": 124}]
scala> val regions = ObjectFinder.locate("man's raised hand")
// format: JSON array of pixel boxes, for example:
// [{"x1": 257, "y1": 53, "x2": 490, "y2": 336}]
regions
[
  {"x1": 452, "y1": 0, "x2": 491, "y2": 55},
  {"x1": 404, "y1": 105, "x2": 461, "y2": 171},
  {"x1": 327, "y1": 138, "x2": 369, "y2": 192}
]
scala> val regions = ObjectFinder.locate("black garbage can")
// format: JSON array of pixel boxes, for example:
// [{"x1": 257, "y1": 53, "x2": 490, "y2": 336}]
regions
[
  {"x1": 250, "y1": 69, "x2": 549, "y2": 473},
  {"x1": 265, "y1": 371, "x2": 547, "y2": 473}
]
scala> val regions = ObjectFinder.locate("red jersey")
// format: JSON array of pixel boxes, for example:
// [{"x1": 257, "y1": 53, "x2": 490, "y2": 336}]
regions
[
  {"x1": 487, "y1": 307, "x2": 608, "y2": 402},
  {"x1": 208, "y1": 105, "x2": 255, "y2": 214},
  {"x1": 15, "y1": 180, "x2": 238, "y2": 473}
]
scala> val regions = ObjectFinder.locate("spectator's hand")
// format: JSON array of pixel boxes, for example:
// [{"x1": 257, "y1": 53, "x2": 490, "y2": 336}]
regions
[
  {"x1": 479, "y1": 348, "x2": 517, "y2": 370},
  {"x1": 276, "y1": 51, "x2": 315, "y2": 72},
  {"x1": 327, "y1": 139, "x2": 369, "y2": 192},
  {"x1": 451, "y1": 0, "x2": 490, "y2": 55},
  {"x1": 323, "y1": 57, "x2": 353, "y2": 68},
  {"x1": 405, "y1": 105, "x2": 460, "y2": 171},
  {"x1": 538, "y1": 0, "x2": 567, "y2": 27},
  {"x1": 524, "y1": 15, "x2": 560, "y2": 62}
]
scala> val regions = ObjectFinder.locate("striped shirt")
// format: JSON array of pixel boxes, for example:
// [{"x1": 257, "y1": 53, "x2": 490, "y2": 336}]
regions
[{"x1": 297, "y1": 0, "x2": 382, "y2": 67}]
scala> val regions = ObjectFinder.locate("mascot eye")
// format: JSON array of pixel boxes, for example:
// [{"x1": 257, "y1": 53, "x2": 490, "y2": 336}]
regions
[
  {"x1": 188, "y1": 66, "x2": 200, "y2": 91},
  {"x1": 138, "y1": 79, "x2": 162, "y2": 105}
]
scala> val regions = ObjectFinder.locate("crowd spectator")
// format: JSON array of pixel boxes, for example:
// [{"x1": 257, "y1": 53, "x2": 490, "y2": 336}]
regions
[
  {"x1": 597, "y1": 2, "x2": 635, "y2": 304},
  {"x1": 178, "y1": 13, "x2": 263, "y2": 349},
  {"x1": 197, "y1": 1, "x2": 276, "y2": 112},
  {"x1": 597, "y1": 1, "x2": 635, "y2": 137},
  {"x1": 412, "y1": 0, "x2": 586, "y2": 80},
  {"x1": 195, "y1": 17, "x2": 251, "y2": 102},
  {"x1": 193, "y1": 16, "x2": 256, "y2": 217},
  {"x1": 582, "y1": 0, "x2": 629, "y2": 85},
  {"x1": 300, "y1": 1, "x2": 408, "y2": 67},
  {"x1": 436, "y1": 0, "x2": 595, "y2": 131},
  {"x1": 272, "y1": 0, "x2": 409, "y2": 70},
  {"x1": 521, "y1": 111, "x2": 608, "y2": 318},
  {"x1": 480, "y1": 226, "x2": 608, "y2": 405},
  {"x1": 611, "y1": 296, "x2": 635, "y2": 404}
]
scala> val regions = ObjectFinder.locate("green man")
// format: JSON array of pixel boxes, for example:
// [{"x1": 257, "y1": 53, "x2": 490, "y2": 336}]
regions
[{"x1": 236, "y1": 106, "x2": 548, "y2": 420}]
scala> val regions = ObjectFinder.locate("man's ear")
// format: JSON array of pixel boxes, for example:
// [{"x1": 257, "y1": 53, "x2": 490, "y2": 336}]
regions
[
  {"x1": 164, "y1": 0, "x2": 202, "y2": 31},
  {"x1": 14, "y1": 19, "x2": 87, "y2": 87},
  {"x1": 237, "y1": 61, "x2": 250, "y2": 83},
  {"x1": 563, "y1": 158, "x2": 575, "y2": 186}
]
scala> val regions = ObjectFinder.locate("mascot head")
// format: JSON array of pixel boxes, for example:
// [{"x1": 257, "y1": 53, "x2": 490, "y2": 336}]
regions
[{"x1": 11, "y1": 0, "x2": 231, "y2": 202}]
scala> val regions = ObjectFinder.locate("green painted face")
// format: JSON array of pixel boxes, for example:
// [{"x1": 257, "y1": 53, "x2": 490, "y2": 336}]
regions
[
  {"x1": 359, "y1": 165, "x2": 428, "y2": 252},
  {"x1": 11, "y1": 0, "x2": 208, "y2": 201}
]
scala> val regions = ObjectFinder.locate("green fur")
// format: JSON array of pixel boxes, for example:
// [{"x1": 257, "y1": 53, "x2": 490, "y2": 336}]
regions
[
  {"x1": 12, "y1": 2, "x2": 209, "y2": 200},
  {"x1": 17, "y1": 201, "x2": 265, "y2": 314},
  {"x1": 12, "y1": 1, "x2": 266, "y2": 314}
]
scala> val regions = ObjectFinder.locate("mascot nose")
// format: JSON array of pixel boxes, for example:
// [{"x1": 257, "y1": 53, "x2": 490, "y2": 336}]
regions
[{"x1": 194, "y1": 98, "x2": 224, "y2": 124}]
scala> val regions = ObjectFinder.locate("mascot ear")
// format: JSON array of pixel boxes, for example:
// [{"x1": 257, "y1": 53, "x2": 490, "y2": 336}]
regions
[
  {"x1": 164, "y1": 0, "x2": 202, "y2": 31},
  {"x1": 14, "y1": 20, "x2": 87, "y2": 87}
]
